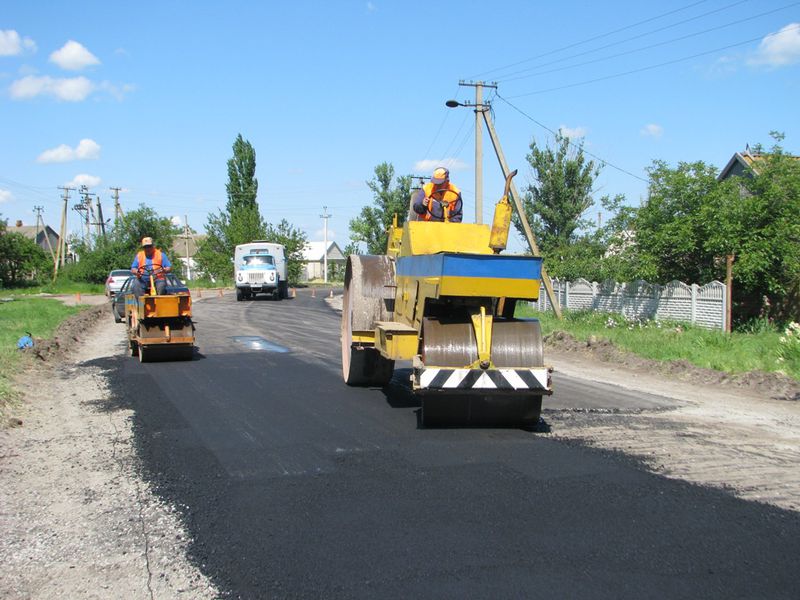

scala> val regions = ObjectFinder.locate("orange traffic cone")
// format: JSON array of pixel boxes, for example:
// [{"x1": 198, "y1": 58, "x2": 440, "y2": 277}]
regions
[
  {"x1": 311, "y1": 288, "x2": 316, "y2": 298},
  {"x1": 329, "y1": 289, "x2": 333, "y2": 298},
  {"x1": 75, "y1": 292, "x2": 81, "y2": 303},
  {"x1": 218, "y1": 288, "x2": 223, "y2": 298},
  {"x1": 197, "y1": 289, "x2": 202, "y2": 298},
  {"x1": 291, "y1": 288, "x2": 296, "y2": 298}
]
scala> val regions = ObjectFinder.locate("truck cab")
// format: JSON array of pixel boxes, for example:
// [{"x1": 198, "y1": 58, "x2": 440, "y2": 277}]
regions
[{"x1": 234, "y1": 242, "x2": 289, "y2": 301}]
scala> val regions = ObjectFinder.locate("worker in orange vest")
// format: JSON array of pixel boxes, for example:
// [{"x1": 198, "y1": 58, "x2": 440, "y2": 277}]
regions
[
  {"x1": 130, "y1": 237, "x2": 172, "y2": 297},
  {"x1": 412, "y1": 167, "x2": 463, "y2": 223}
]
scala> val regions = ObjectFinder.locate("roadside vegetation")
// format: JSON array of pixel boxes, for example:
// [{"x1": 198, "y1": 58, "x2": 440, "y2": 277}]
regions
[
  {"x1": 517, "y1": 305, "x2": 800, "y2": 381},
  {"x1": 0, "y1": 298, "x2": 84, "y2": 404}
]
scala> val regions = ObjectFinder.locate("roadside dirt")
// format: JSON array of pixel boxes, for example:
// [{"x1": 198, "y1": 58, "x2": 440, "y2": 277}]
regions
[
  {"x1": 0, "y1": 305, "x2": 218, "y2": 599},
  {"x1": 543, "y1": 335, "x2": 800, "y2": 512}
]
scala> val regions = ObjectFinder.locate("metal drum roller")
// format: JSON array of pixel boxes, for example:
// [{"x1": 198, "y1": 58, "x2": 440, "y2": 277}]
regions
[
  {"x1": 421, "y1": 317, "x2": 544, "y2": 427},
  {"x1": 341, "y1": 255, "x2": 396, "y2": 385}
]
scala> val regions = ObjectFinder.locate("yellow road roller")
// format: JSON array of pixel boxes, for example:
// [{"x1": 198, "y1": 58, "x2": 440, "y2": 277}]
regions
[
  {"x1": 126, "y1": 269, "x2": 195, "y2": 362},
  {"x1": 341, "y1": 171, "x2": 552, "y2": 426}
]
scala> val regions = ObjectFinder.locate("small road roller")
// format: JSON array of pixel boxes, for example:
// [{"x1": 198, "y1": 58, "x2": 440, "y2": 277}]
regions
[
  {"x1": 125, "y1": 269, "x2": 195, "y2": 362},
  {"x1": 341, "y1": 171, "x2": 552, "y2": 427}
]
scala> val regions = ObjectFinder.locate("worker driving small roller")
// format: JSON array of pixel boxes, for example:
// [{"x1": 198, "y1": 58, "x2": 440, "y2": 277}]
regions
[{"x1": 130, "y1": 237, "x2": 173, "y2": 297}]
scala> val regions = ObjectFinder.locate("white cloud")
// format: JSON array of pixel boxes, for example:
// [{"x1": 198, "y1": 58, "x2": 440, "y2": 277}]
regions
[
  {"x1": 0, "y1": 30, "x2": 36, "y2": 56},
  {"x1": 558, "y1": 125, "x2": 587, "y2": 139},
  {"x1": 640, "y1": 123, "x2": 664, "y2": 138},
  {"x1": 10, "y1": 75, "x2": 95, "y2": 101},
  {"x1": 0, "y1": 189, "x2": 13, "y2": 203},
  {"x1": 66, "y1": 174, "x2": 101, "y2": 189},
  {"x1": 37, "y1": 138, "x2": 101, "y2": 163},
  {"x1": 99, "y1": 80, "x2": 135, "y2": 100},
  {"x1": 171, "y1": 216, "x2": 183, "y2": 227},
  {"x1": 748, "y1": 23, "x2": 800, "y2": 68},
  {"x1": 49, "y1": 40, "x2": 100, "y2": 71},
  {"x1": 413, "y1": 158, "x2": 469, "y2": 173}
]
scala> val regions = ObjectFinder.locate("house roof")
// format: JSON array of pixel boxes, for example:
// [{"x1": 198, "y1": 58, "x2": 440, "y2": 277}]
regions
[
  {"x1": 8, "y1": 223, "x2": 59, "y2": 241},
  {"x1": 719, "y1": 150, "x2": 800, "y2": 181},
  {"x1": 301, "y1": 241, "x2": 344, "y2": 261}
]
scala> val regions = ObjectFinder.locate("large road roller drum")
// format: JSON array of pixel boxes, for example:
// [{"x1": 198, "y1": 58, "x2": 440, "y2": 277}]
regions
[{"x1": 341, "y1": 254, "x2": 396, "y2": 386}]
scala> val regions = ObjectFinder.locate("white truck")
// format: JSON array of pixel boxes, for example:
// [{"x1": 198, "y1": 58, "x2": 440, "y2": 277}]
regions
[{"x1": 234, "y1": 242, "x2": 289, "y2": 301}]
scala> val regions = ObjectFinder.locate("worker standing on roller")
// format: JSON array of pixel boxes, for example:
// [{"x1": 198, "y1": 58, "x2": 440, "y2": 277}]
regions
[
  {"x1": 130, "y1": 236, "x2": 172, "y2": 297},
  {"x1": 412, "y1": 167, "x2": 463, "y2": 223}
]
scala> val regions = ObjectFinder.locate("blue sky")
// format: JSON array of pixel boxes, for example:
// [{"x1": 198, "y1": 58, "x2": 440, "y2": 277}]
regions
[{"x1": 1, "y1": 0, "x2": 798, "y2": 253}]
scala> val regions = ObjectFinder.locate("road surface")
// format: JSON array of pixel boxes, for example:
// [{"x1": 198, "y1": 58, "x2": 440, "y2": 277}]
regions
[{"x1": 90, "y1": 290, "x2": 800, "y2": 599}]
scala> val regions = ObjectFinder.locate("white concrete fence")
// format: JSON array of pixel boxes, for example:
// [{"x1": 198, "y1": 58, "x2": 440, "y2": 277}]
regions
[{"x1": 532, "y1": 278, "x2": 727, "y2": 330}]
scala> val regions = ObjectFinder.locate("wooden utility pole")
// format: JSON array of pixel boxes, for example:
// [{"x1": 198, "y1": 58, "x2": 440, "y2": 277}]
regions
[{"x1": 482, "y1": 107, "x2": 563, "y2": 319}]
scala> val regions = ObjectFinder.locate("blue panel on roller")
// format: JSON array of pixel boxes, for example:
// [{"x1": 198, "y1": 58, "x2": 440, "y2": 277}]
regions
[{"x1": 396, "y1": 253, "x2": 542, "y2": 280}]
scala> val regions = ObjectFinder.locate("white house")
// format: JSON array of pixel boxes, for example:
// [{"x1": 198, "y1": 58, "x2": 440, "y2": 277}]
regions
[{"x1": 301, "y1": 241, "x2": 345, "y2": 281}]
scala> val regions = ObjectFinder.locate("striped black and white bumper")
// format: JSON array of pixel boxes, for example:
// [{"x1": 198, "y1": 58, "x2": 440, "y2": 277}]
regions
[{"x1": 414, "y1": 367, "x2": 552, "y2": 392}]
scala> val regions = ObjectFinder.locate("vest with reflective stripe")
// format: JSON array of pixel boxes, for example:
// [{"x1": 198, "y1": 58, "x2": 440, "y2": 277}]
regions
[
  {"x1": 136, "y1": 249, "x2": 166, "y2": 279},
  {"x1": 421, "y1": 182, "x2": 461, "y2": 221}
]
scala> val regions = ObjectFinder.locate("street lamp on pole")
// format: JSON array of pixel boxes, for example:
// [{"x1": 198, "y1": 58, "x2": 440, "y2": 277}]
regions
[{"x1": 445, "y1": 83, "x2": 493, "y2": 224}]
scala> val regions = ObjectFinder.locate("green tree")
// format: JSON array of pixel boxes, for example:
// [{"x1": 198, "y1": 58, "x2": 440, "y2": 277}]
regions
[
  {"x1": 349, "y1": 162, "x2": 411, "y2": 254},
  {"x1": 634, "y1": 160, "x2": 737, "y2": 284},
  {"x1": 516, "y1": 133, "x2": 600, "y2": 251},
  {"x1": 0, "y1": 232, "x2": 50, "y2": 287},
  {"x1": 65, "y1": 205, "x2": 180, "y2": 283},
  {"x1": 703, "y1": 140, "x2": 800, "y2": 321},
  {"x1": 265, "y1": 219, "x2": 307, "y2": 285},
  {"x1": 196, "y1": 134, "x2": 267, "y2": 280}
]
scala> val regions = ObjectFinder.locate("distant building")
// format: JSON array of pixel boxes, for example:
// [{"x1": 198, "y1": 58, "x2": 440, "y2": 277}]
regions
[
  {"x1": 9, "y1": 220, "x2": 60, "y2": 257},
  {"x1": 170, "y1": 233, "x2": 206, "y2": 280},
  {"x1": 301, "y1": 241, "x2": 345, "y2": 281},
  {"x1": 718, "y1": 147, "x2": 800, "y2": 182}
]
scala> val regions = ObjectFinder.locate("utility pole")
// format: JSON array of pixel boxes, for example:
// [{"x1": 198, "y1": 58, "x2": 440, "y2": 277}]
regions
[
  {"x1": 33, "y1": 205, "x2": 56, "y2": 263},
  {"x1": 320, "y1": 206, "x2": 331, "y2": 283},
  {"x1": 182, "y1": 215, "x2": 192, "y2": 280},
  {"x1": 457, "y1": 81, "x2": 496, "y2": 224},
  {"x1": 109, "y1": 187, "x2": 124, "y2": 222},
  {"x1": 55, "y1": 186, "x2": 74, "y2": 274},
  {"x1": 95, "y1": 196, "x2": 107, "y2": 238},
  {"x1": 481, "y1": 102, "x2": 563, "y2": 319}
]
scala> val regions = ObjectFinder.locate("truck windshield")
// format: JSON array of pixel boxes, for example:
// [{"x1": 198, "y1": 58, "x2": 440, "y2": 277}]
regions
[{"x1": 243, "y1": 255, "x2": 274, "y2": 266}]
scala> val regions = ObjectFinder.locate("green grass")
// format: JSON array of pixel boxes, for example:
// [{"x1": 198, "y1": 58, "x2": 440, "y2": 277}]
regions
[
  {"x1": 515, "y1": 305, "x2": 800, "y2": 381},
  {"x1": 0, "y1": 298, "x2": 85, "y2": 404},
  {"x1": 2, "y1": 279, "x2": 104, "y2": 296}
]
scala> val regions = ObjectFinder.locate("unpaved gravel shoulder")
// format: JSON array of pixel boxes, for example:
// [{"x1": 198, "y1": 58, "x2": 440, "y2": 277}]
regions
[
  {"x1": 543, "y1": 347, "x2": 800, "y2": 512},
  {"x1": 0, "y1": 307, "x2": 218, "y2": 599}
]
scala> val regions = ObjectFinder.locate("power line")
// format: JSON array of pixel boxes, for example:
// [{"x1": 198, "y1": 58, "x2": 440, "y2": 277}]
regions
[
  {"x1": 498, "y1": 2, "x2": 798, "y2": 83},
  {"x1": 467, "y1": 0, "x2": 713, "y2": 79},
  {"x1": 421, "y1": 85, "x2": 462, "y2": 162},
  {"x1": 506, "y1": 24, "x2": 800, "y2": 98},
  {"x1": 495, "y1": 93, "x2": 648, "y2": 183}
]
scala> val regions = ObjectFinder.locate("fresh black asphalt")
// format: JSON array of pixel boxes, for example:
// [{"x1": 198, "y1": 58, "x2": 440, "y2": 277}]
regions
[{"x1": 90, "y1": 290, "x2": 800, "y2": 599}]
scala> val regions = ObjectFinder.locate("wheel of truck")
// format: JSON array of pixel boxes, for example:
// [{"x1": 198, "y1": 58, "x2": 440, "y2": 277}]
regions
[
  {"x1": 341, "y1": 254, "x2": 396, "y2": 386},
  {"x1": 273, "y1": 288, "x2": 282, "y2": 301},
  {"x1": 279, "y1": 281, "x2": 289, "y2": 299},
  {"x1": 236, "y1": 288, "x2": 243, "y2": 301}
]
